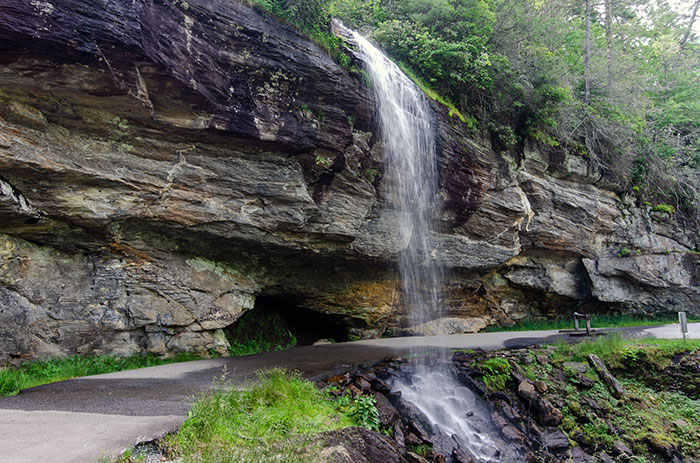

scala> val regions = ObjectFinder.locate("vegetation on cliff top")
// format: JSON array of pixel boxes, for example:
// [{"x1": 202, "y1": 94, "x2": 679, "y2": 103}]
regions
[{"x1": 253, "y1": 0, "x2": 700, "y2": 222}]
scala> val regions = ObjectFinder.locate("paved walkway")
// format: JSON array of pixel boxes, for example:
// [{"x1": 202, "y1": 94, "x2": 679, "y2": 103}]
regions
[{"x1": 0, "y1": 323, "x2": 697, "y2": 463}]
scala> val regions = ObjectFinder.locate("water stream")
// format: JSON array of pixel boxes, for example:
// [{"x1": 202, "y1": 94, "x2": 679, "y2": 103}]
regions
[
  {"x1": 349, "y1": 29, "x2": 444, "y2": 333},
  {"x1": 341, "y1": 25, "x2": 508, "y2": 462}
]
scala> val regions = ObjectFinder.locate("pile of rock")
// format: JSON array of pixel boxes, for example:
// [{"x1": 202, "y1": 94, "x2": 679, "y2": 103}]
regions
[{"x1": 319, "y1": 350, "x2": 593, "y2": 463}]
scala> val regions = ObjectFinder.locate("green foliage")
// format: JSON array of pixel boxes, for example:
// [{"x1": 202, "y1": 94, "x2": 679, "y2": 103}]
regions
[
  {"x1": 330, "y1": 389, "x2": 380, "y2": 430},
  {"x1": 481, "y1": 357, "x2": 511, "y2": 375},
  {"x1": 226, "y1": 308, "x2": 297, "y2": 357},
  {"x1": 347, "y1": 395, "x2": 380, "y2": 430},
  {"x1": 396, "y1": 62, "x2": 469, "y2": 124},
  {"x1": 329, "y1": 0, "x2": 700, "y2": 218},
  {"x1": 314, "y1": 155, "x2": 333, "y2": 168},
  {"x1": 560, "y1": 335, "x2": 700, "y2": 370},
  {"x1": 170, "y1": 369, "x2": 354, "y2": 463},
  {"x1": 521, "y1": 361, "x2": 552, "y2": 383},
  {"x1": 363, "y1": 167, "x2": 379, "y2": 183},
  {"x1": 250, "y1": 0, "x2": 349, "y2": 65},
  {"x1": 613, "y1": 380, "x2": 700, "y2": 459},
  {"x1": 246, "y1": 0, "x2": 700, "y2": 218},
  {"x1": 407, "y1": 443, "x2": 432, "y2": 458},
  {"x1": 529, "y1": 338, "x2": 700, "y2": 459},
  {"x1": 0, "y1": 353, "x2": 201, "y2": 397},
  {"x1": 480, "y1": 356, "x2": 512, "y2": 391},
  {"x1": 618, "y1": 247, "x2": 634, "y2": 257},
  {"x1": 337, "y1": 51, "x2": 351, "y2": 68},
  {"x1": 482, "y1": 374, "x2": 508, "y2": 391}
]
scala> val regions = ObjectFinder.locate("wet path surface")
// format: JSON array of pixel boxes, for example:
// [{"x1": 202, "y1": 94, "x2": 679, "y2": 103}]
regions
[{"x1": 1, "y1": 324, "x2": 697, "y2": 463}]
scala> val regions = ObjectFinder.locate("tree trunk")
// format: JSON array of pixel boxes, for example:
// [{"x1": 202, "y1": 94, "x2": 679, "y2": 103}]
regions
[
  {"x1": 604, "y1": 0, "x2": 613, "y2": 85},
  {"x1": 680, "y1": 0, "x2": 700, "y2": 52},
  {"x1": 584, "y1": 0, "x2": 592, "y2": 107}
]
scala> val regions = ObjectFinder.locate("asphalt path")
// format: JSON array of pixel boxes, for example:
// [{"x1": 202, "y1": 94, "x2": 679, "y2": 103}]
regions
[{"x1": 0, "y1": 323, "x2": 697, "y2": 463}]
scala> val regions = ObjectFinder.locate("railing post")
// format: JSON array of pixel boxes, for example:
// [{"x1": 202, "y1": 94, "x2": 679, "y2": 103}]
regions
[{"x1": 679, "y1": 311, "x2": 688, "y2": 340}]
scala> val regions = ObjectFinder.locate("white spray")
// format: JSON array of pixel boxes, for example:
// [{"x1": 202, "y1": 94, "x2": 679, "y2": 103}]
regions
[{"x1": 345, "y1": 26, "x2": 504, "y2": 462}]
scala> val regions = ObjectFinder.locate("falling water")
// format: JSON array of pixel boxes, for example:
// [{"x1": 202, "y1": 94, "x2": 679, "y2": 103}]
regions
[
  {"x1": 342, "y1": 25, "x2": 513, "y2": 462},
  {"x1": 394, "y1": 365, "x2": 503, "y2": 462},
  {"x1": 349, "y1": 30, "x2": 444, "y2": 333}
]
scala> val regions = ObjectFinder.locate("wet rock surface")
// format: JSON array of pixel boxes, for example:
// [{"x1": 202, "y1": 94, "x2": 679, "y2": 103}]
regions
[
  {"x1": 320, "y1": 352, "x2": 571, "y2": 463},
  {"x1": 0, "y1": 0, "x2": 699, "y2": 362},
  {"x1": 320, "y1": 427, "x2": 413, "y2": 463},
  {"x1": 319, "y1": 345, "x2": 700, "y2": 463}
]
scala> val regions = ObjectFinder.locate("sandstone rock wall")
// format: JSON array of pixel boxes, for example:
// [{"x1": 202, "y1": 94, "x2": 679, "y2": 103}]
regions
[{"x1": 0, "y1": 0, "x2": 697, "y2": 363}]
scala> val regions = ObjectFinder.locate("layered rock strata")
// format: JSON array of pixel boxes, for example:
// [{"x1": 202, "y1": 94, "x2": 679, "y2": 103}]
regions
[{"x1": 0, "y1": 0, "x2": 697, "y2": 362}]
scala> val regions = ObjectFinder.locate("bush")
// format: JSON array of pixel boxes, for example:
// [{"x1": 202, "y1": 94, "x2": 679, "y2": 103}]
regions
[
  {"x1": 348, "y1": 395, "x2": 380, "y2": 430},
  {"x1": 225, "y1": 308, "x2": 297, "y2": 357}
]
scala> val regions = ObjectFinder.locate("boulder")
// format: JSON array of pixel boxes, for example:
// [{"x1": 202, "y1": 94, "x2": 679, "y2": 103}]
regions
[{"x1": 319, "y1": 427, "x2": 411, "y2": 463}]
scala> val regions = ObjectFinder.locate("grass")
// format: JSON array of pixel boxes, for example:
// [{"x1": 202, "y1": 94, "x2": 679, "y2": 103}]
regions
[
  {"x1": 0, "y1": 353, "x2": 201, "y2": 397},
  {"x1": 557, "y1": 363, "x2": 700, "y2": 460},
  {"x1": 551, "y1": 334, "x2": 700, "y2": 367},
  {"x1": 484, "y1": 313, "x2": 698, "y2": 333},
  {"x1": 615, "y1": 380, "x2": 700, "y2": 458},
  {"x1": 166, "y1": 369, "x2": 358, "y2": 463},
  {"x1": 516, "y1": 336, "x2": 700, "y2": 460},
  {"x1": 480, "y1": 356, "x2": 512, "y2": 391}
]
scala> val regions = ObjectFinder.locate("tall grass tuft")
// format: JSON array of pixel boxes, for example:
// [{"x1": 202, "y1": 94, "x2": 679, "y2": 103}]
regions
[{"x1": 170, "y1": 369, "x2": 354, "y2": 463}]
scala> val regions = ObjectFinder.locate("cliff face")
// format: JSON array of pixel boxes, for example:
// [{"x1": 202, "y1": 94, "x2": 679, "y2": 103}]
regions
[{"x1": 0, "y1": 0, "x2": 698, "y2": 363}]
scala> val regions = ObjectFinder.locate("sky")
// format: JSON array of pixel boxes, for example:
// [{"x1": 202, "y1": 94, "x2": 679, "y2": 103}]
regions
[{"x1": 670, "y1": 0, "x2": 700, "y2": 34}]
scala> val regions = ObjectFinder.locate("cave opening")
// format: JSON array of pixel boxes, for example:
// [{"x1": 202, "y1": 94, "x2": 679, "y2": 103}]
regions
[{"x1": 224, "y1": 296, "x2": 349, "y2": 355}]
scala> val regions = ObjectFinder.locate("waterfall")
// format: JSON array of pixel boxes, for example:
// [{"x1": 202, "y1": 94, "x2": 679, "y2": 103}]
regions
[
  {"x1": 349, "y1": 30, "x2": 444, "y2": 334},
  {"x1": 339, "y1": 25, "x2": 515, "y2": 462}
]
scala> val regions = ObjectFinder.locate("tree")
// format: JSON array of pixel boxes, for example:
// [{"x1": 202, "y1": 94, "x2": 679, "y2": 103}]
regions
[{"x1": 679, "y1": 0, "x2": 700, "y2": 52}]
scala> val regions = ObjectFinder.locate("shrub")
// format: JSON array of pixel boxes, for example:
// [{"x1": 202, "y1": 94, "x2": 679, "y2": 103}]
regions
[
  {"x1": 618, "y1": 247, "x2": 634, "y2": 257},
  {"x1": 225, "y1": 308, "x2": 297, "y2": 357},
  {"x1": 347, "y1": 395, "x2": 380, "y2": 430}
]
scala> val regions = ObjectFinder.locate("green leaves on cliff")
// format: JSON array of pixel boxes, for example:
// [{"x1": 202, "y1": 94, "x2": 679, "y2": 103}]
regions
[
  {"x1": 253, "y1": 0, "x2": 329, "y2": 34},
  {"x1": 332, "y1": 0, "x2": 497, "y2": 111},
  {"x1": 250, "y1": 0, "x2": 349, "y2": 62},
  {"x1": 328, "y1": 0, "x2": 700, "y2": 219},
  {"x1": 249, "y1": 0, "x2": 700, "y2": 219}
]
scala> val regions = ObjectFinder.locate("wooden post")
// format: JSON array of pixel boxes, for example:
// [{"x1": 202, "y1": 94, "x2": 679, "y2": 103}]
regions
[{"x1": 679, "y1": 311, "x2": 688, "y2": 340}]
